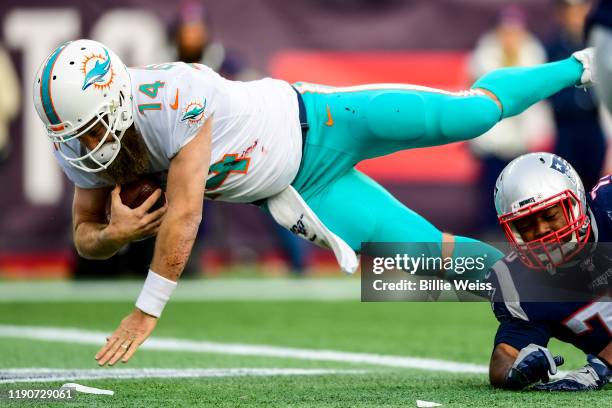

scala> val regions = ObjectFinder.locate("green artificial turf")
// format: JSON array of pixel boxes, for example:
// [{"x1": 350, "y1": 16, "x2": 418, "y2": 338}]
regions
[{"x1": 0, "y1": 295, "x2": 608, "y2": 407}]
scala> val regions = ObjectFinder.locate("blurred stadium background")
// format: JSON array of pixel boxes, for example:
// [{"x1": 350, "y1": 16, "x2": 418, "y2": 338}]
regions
[
  {"x1": 0, "y1": 1, "x2": 610, "y2": 406},
  {"x1": 4, "y1": 0, "x2": 610, "y2": 279}
]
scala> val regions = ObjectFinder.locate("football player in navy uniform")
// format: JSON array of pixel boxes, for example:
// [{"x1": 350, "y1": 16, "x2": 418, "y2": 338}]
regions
[{"x1": 487, "y1": 152, "x2": 611, "y2": 391}]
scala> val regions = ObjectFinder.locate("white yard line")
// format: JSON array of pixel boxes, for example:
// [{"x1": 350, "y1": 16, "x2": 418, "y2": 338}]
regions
[
  {"x1": 0, "y1": 325, "x2": 488, "y2": 374},
  {"x1": 0, "y1": 279, "x2": 360, "y2": 302},
  {"x1": 0, "y1": 368, "x2": 367, "y2": 384}
]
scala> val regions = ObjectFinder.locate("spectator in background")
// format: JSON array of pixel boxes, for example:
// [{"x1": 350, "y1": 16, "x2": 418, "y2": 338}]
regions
[
  {"x1": 0, "y1": 45, "x2": 20, "y2": 165},
  {"x1": 169, "y1": 0, "x2": 258, "y2": 81},
  {"x1": 469, "y1": 6, "x2": 554, "y2": 234},
  {"x1": 546, "y1": 0, "x2": 606, "y2": 191}
]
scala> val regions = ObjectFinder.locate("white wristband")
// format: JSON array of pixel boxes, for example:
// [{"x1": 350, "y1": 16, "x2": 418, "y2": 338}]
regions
[{"x1": 135, "y1": 270, "x2": 177, "y2": 318}]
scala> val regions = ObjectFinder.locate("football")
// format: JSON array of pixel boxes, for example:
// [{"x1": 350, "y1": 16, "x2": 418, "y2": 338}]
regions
[{"x1": 105, "y1": 177, "x2": 166, "y2": 222}]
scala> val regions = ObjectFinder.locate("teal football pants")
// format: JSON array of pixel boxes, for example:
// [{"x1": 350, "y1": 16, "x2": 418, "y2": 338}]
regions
[{"x1": 289, "y1": 56, "x2": 583, "y2": 275}]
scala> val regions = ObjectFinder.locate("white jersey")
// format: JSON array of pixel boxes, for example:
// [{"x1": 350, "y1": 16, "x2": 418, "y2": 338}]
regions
[{"x1": 55, "y1": 62, "x2": 303, "y2": 203}]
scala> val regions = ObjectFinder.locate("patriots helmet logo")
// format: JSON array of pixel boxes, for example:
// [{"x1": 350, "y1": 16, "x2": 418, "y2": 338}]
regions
[
  {"x1": 181, "y1": 99, "x2": 207, "y2": 125},
  {"x1": 81, "y1": 48, "x2": 114, "y2": 91},
  {"x1": 550, "y1": 156, "x2": 569, "y2": 174},
  {"x1": 550, "y1": 156, "x2": 577, "y2": 185}
]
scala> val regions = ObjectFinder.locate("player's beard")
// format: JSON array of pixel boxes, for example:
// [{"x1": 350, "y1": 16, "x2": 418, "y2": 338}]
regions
[{"x1": 97, "y1": 126, "x2": 150, "y2": 185}]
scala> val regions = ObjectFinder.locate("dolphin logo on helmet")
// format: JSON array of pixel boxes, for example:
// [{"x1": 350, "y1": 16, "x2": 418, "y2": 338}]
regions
[
  {"x1": 82, "y1": 48, "x2": 112, "y2": 91},
  {"x1": 33, "y1": 39, "x2": 134, "y2": 173}
]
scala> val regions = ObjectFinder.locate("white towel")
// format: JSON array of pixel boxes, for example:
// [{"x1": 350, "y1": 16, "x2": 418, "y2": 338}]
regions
[{"x1": 267, "y1": 186, "x2": 359, "y2": 275}]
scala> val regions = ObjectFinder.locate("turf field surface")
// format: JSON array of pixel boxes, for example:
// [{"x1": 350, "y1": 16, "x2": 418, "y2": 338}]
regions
[{"x1": 0, "y1": 279, "x2": 609, "y2": 407}]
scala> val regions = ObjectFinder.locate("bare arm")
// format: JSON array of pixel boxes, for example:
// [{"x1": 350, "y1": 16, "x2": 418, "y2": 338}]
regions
[
  {"x1": 489, "y1": 343, "x2": 519, "y2": 388},
  {"x1": 72, "y1": 185, "x2": 167, "y2": 260},
  {"x1": 72, "y1": 186, "x2": 119, "y2": 259},
  {"x1": 95, "y1": 119, "x2": 211, "y2": 367},
  {"x1": 149, "y1": 117, "x2": 212, "y2": 281},
  {"x1": 598, "y1": 341, "x2": 612, "y2": 367}
]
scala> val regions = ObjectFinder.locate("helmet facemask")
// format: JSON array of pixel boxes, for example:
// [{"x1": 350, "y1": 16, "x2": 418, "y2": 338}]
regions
[
  {"x1": 49, "y1": 91, "x2": 131, "y2": 173},
  {"x1": 499, "y1": 189, "x2": 591, "y2": 271},
  {"x1": 33, "y1": 39, "x2": 134, "y2": 174}
]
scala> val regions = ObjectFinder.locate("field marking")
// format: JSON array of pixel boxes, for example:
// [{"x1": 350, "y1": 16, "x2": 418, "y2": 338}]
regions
[
  {"x1": 0, "y1": 279, "x2": 360, "y2": 302},
  {"x1": 0, "y1": 368, "x2": 367, "y2": 384},
  {"x1": 0, "y1": 325, "x2": 487, "y2": 374}
]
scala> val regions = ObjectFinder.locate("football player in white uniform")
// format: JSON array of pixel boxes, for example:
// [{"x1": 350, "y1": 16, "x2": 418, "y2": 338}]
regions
[{"x1": 33, "y1": 39, "x2": 594, "y2": 365}]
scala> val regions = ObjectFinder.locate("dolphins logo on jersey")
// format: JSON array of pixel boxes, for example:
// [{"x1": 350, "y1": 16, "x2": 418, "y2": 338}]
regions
[
  {"x1": 81, "y1": 48, "x2": 114, "y2": 91},
  {"x1": 181, "y1": 99, "x2": 207, "y2": 125}
]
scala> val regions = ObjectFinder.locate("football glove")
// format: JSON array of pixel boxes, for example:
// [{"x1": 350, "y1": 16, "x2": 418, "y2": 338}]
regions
[
  {"x1": 572, "y1": 48, "x2": 595, "y2": 87},
  {"x1": 505, "y1": 344, "x2": 564, "y2": 390},
  {"x1": 533, "y1": 354, "x2": 611, "y2": 392}
]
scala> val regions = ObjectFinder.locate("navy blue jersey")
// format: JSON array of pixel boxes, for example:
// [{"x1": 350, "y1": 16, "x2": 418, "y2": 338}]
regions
[
  {"x1": 589, "y1": 175, "x2": 612, "y2": 242},
  {"x1": 489, "y1": 176, "x2": 612, "y2": 355},
  {"x1": 587, "y1": 0, "x2": 612, "y2": 34}
]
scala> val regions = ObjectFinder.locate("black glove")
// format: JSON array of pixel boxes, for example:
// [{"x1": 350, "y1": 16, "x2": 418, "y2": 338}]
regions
[{"x1": 505, "y1": 344, "x2": 564, "y2": 390}]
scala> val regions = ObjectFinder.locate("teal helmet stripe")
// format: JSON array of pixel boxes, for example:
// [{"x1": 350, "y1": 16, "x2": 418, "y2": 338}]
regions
[{"x1": 40, "y1": 42, "x2": 70, "y2": 125}]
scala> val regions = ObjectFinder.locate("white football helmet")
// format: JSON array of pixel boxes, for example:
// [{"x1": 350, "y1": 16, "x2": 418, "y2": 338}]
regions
[
  {"x1": 33, "y1": 39, "x2": 134, "y2": 172},
  {"x1": 494, "y1": 152, "x2": 591, "y2": 270}
]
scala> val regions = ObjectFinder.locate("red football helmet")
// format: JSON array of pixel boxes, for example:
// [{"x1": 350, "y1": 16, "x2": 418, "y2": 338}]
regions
[{"x1": 494, "y1": 153, "x2": 591, "y2": 270}]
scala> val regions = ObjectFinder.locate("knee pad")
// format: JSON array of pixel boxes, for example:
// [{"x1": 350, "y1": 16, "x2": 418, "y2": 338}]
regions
[{"x1": 363, "y1": 89, "x2": 500, "y2": 146}]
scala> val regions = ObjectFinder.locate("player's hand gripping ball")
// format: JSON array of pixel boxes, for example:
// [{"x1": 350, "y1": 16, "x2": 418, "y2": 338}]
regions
[
  {"x1": 105, "y1": 177, "x2": 166, "y2": 222},
  {"x1": 104, "y1": 177, "x2": 168, "y2": 243}
]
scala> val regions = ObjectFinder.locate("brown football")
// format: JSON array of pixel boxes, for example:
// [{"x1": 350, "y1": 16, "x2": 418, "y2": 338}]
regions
[{"x1": 106, "y1": 177, "x2": 166, "y2": 222}]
